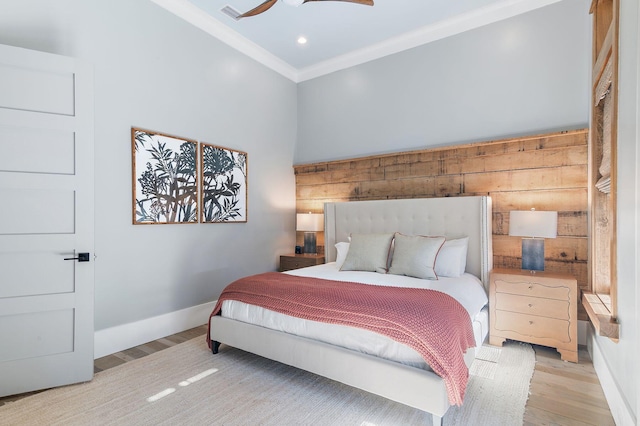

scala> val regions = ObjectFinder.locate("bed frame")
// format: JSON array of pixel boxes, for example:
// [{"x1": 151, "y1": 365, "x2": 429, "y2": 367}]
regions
[{"x1": 210, "y1": 196, "x2": 493, "y2": 425}]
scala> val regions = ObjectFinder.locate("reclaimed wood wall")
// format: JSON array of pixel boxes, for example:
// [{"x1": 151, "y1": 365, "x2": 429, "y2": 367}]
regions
[{"x1": 294, "y1": 129, "x2": 589, "y2": 318}]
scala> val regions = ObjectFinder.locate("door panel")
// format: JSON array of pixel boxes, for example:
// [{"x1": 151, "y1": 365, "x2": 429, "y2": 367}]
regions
[
  {"x1": 0, "y1": 124, "x2": 75, "y2": 174},
  {"x1": 0, "y1": 251, "x2": 75, "y2": 298},
  {"x1": 0, "y1": 43, "x2": 94, "y2": 397},
  {"x1": 0, "y1": 62, "x2": 75, "y2": 115},
  {"x1": 0, "y1": 308, "x2": 74, "y2": 362},
  {"x1": 0, "y1": 188, "x2": 75, "y2": 234}
]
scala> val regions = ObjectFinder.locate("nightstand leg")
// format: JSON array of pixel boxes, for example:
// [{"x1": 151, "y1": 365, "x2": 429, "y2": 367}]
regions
[
  {"x1": 489, "y1": 336, "x2": 506, "y2": 347},
  {"x1": 558, "y1": 349, "x2": 578, "y2": 363}
]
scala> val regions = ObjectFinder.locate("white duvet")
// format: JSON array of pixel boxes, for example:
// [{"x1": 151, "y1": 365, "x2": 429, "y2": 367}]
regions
[{"x1": 221, "y1": 262, "x2": 488, "y2": 369}]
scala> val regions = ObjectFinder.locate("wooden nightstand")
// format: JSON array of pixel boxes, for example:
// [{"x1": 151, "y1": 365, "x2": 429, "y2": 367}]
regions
[
  {"x1": 279, "y1": 253, "x2": 325, "y2": 272},
  {"x1": 489, "y1": 268, "x2": 578, "y2": 363}
]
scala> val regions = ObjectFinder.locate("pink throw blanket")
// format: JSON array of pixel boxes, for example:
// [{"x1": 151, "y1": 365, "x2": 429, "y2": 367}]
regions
[{"x1": 208, "y1": 272, "x2": 475, "y2": 405}]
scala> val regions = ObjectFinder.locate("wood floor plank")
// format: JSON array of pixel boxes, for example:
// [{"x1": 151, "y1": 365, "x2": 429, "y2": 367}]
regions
[
  {"x1": 156, "y1": 337, "x2": 181, "y2": 347},
  {"x1": 121, "y1": 346, "x2": 150, "y2": 360},
  {"x1": 529, "y1": 381, "x2": 612, "y2": 411},
  {"x1": 525, "y1": 405, "x2": 596, "y2": 426},
  {"x1": 527, "y1": 393, "x2": 615, "y2": 425},
  {"x1": 530, "y1": 369, "x2": 607, "y2": 397},
  {"x1": 534, "y1": 361, "x2": 601, "y2": 382},
  {"x1": 93, "y1": 354, "x2": 126, "y2": 372}
]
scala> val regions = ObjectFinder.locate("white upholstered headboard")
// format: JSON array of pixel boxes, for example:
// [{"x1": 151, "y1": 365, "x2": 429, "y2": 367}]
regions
[{"x1": 324, "y1": 196, "x2": 493, "y2": 291}]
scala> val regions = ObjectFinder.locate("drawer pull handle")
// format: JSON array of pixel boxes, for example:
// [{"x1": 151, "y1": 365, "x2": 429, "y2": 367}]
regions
[
  {"x1": 528, "y1": 304, "x2": 533, "y2": 308},
  {"x1": 529, "y1": 321, "x2": 534, "y2": 325},
  {"x1": 528, "y1": 285, "x2": 533, "y2": 290}
]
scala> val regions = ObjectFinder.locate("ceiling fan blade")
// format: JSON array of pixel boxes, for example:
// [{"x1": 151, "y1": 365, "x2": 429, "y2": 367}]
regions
[
  {"x1": 303, "y1": 0, "x2": 374, "y2": 5},
  {"x1": 238, "y1": 0, "x2": 279, "y2": 18}
]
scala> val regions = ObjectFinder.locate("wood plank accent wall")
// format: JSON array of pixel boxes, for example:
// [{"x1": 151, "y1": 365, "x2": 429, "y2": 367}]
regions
[{"x1": 294, "y1": 129, "x2": 589, "y2": 319}]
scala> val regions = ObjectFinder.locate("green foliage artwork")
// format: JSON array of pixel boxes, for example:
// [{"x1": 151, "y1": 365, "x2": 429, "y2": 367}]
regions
[
  {"x1": 132, "y1": 129, "x2": 198, "y2": 224},
  {"x1": 201, "y1": 143, "x2": 247, "y2": 223}
]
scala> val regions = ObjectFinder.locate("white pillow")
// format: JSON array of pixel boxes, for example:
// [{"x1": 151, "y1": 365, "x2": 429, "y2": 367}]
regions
[
  {"x1": 435, "y1": 237, "x2": 469, "y2": 278},
  {"x1": 340, "y1": 233, "x2": 394, "y2": 273},
  {"x1": 388, "y1": 233, "x2": 446, "y2": 280},
  {"x1": 335, "y1": 242, "x2": 350, "y2": 269}
]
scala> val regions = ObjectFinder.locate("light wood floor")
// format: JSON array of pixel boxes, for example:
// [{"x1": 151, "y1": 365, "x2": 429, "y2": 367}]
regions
[
  {"x1": 1, "y1": 326, "x2": 615, "y2": 425},
  {"x1": 524, "y1": 344, "x2": 615, "y2": 426}
]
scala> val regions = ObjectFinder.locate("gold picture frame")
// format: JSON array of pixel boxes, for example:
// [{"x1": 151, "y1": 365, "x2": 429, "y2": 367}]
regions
[
  {"x1": 200, "y1": 142, "x2": 247, "y2": 223},
  {"x1": 131, "y1": 128, "x2": 198, "y2": 224}
]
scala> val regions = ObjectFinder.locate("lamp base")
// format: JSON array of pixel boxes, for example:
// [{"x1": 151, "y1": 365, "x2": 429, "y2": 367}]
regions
[
  {"x1": 522, "y1": 238, "x2": 545, "y2": 271},
  {"x1": 303, "y1": 232, "x2": 317, "y2": 254}
]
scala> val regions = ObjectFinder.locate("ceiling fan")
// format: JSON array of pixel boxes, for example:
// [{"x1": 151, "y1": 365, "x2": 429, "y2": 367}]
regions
[{"x1": 237, "y1": 0, "x2": 374, "y2": 19}]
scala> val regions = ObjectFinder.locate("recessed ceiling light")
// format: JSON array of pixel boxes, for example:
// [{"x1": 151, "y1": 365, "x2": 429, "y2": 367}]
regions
[{"x1": 297, "y1": 36, "x2": 308, "y2": 45}]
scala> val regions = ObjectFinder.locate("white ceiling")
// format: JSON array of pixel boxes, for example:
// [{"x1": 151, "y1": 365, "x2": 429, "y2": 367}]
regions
[{"x1": 152, "y1": 0, "x2": 561, "y2": 82}]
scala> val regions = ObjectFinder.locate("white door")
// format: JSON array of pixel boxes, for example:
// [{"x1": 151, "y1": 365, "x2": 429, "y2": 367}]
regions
[{"x1": 0, "y1": 44, "x2": 94, "y2": 397}]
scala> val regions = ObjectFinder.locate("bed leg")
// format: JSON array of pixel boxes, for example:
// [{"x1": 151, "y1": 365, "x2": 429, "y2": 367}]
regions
[
  {"x1": 211, "y1": 341, "x2": 221, "y2": 354},
  {"x1": 431, "y1": 414, "x2": 442, "y2": 426}
]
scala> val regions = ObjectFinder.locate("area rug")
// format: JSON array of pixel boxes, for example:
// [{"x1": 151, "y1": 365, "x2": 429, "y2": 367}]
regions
[{"x1": 0, "y1": 338, "x2": 534, "y2": 426}]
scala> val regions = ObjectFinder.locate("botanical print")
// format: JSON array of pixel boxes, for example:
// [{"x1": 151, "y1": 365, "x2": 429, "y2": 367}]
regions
[
  {"x1": 201, "y1": 143, "x2": 247, "y2": 223},
  {"x1": 132, "y1": 128, "x2": 198, "y2": 224}
]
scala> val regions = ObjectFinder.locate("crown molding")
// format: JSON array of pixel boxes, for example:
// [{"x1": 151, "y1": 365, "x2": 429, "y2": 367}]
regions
[{"x1": 150, "y1": 0, "x2": 300, "y2": 81}]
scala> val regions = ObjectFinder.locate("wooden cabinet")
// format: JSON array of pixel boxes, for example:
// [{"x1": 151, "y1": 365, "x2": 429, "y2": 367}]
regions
[
  {"x1": 490, "y1": 268, "x2": 578, "y2": 362},
  {"x1": 279, "y1": 253, "x2": 325, "y2": 272}
]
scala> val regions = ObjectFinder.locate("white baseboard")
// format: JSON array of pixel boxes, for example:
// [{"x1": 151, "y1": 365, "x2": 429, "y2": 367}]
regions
[
  {"x1": 588, "y1": 328, "x2": 637, "y2": 426},
  {"x1": 94, "y1": 301, "x2": 216, "y2": 359}
]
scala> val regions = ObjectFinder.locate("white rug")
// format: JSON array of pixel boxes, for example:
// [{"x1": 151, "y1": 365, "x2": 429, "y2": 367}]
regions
[
  {"x1": 0, "y1": 338, "x2": 534, "y2": 426},
  {"x1": 445, "y1": 342, "x2": 535, "y2": 425}
]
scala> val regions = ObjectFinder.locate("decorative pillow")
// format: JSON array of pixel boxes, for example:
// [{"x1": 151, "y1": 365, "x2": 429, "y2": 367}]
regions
[
  {"x1": 334, "y1": 242, "x2": 350, "y2": 269},
  {"x1": 435, "y1": 237, "x2": 469, "y2": 278},
  {"x1": 340, "y1": 234, "x2": 394, "y2": 273},
  {"x1": 388, "y1": 233, "x2": 446, "y2": 280}
]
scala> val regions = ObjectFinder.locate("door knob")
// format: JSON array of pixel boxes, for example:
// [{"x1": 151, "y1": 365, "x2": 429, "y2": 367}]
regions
[{"x1": 64, "y1": 252, "x2": 90, "y2": 262}]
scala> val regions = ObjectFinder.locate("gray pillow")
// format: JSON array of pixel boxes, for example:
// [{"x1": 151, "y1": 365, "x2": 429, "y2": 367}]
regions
[
  {"x1": 388, "y1": 233, "x2": 446, "y2": 280},
  {"x1": 340, "y1": 233, "x2": 394, "y2": 273}
]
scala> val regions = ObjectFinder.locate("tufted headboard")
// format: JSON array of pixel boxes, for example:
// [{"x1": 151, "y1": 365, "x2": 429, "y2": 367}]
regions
[{"x1": 324, "y1": 196, "x2": 493, "y2": 291}]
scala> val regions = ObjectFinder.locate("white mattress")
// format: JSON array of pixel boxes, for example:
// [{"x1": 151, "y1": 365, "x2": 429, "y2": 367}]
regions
[{"x1": 221, "y1": 262, "x2": 489, "y2": 370}]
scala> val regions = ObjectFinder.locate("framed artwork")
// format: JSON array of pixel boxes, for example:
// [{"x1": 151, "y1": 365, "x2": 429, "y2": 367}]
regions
[
  {"x1": 132, "y1": 128, "x2": 198, "y2": 224},
  {"x1": 200, "y1": 142, "x2": 247, "y2": 223}
]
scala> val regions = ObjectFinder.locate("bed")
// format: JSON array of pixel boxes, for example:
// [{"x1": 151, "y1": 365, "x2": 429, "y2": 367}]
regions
[{"x1": 209, "y1": 196, "x2": 493, "y2": 425}]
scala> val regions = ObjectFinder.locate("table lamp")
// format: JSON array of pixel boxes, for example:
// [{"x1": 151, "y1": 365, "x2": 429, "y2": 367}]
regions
[
  {"x1": 509, "y1": 209, "x2": 557, "y2": 271},
  {"x1": 296, "y1": 212, "x2": 324, "y2": 254}
]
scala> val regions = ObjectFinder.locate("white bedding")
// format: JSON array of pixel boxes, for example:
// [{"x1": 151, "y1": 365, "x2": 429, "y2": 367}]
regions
[{"x1": 220, "y1": 262, "x2": 488, "y2": 370}]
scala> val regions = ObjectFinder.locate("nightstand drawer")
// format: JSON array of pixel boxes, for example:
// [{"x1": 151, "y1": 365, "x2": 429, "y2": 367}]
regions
[
  {"x1": 494, "y1": 310, "x2": 571, "y2": 344},
  {"x1": 494, "y1": 293, "x2": 570, "y2": 320},
  {"x1": 494, "y1": 278, "x2": 571, "y2": 301},
  {"x1": 280, "y1": 257, "x2": 315, "y2": 271},
  {"x1": 279, "y1": 254, "x2": 325, "y2": 272}
]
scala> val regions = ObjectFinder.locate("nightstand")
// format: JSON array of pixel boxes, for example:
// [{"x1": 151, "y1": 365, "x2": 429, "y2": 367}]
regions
[
  {"x1": 279, "y1": 253, "x2": 325, "y2": 272},
  {"x1": 489, "y1": 268, "x2": 578, "y2": 362}
]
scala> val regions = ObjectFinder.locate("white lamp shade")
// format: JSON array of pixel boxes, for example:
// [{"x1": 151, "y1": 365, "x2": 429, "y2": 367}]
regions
[
  {"x1": 296, "y1": 213, "x2": 324, "y2": 232},
  {"x1": 509, "y1": 210, "x2": 557, "y2": 238}
]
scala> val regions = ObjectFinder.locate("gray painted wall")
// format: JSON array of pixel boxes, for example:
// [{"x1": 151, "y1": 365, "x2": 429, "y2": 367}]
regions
[
  {"x1": 296, "y1": 0, "x2": 591, "y2": 164},
  {"x1": 0, "y1": 0, "x2": 298, "y2": 330}
]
